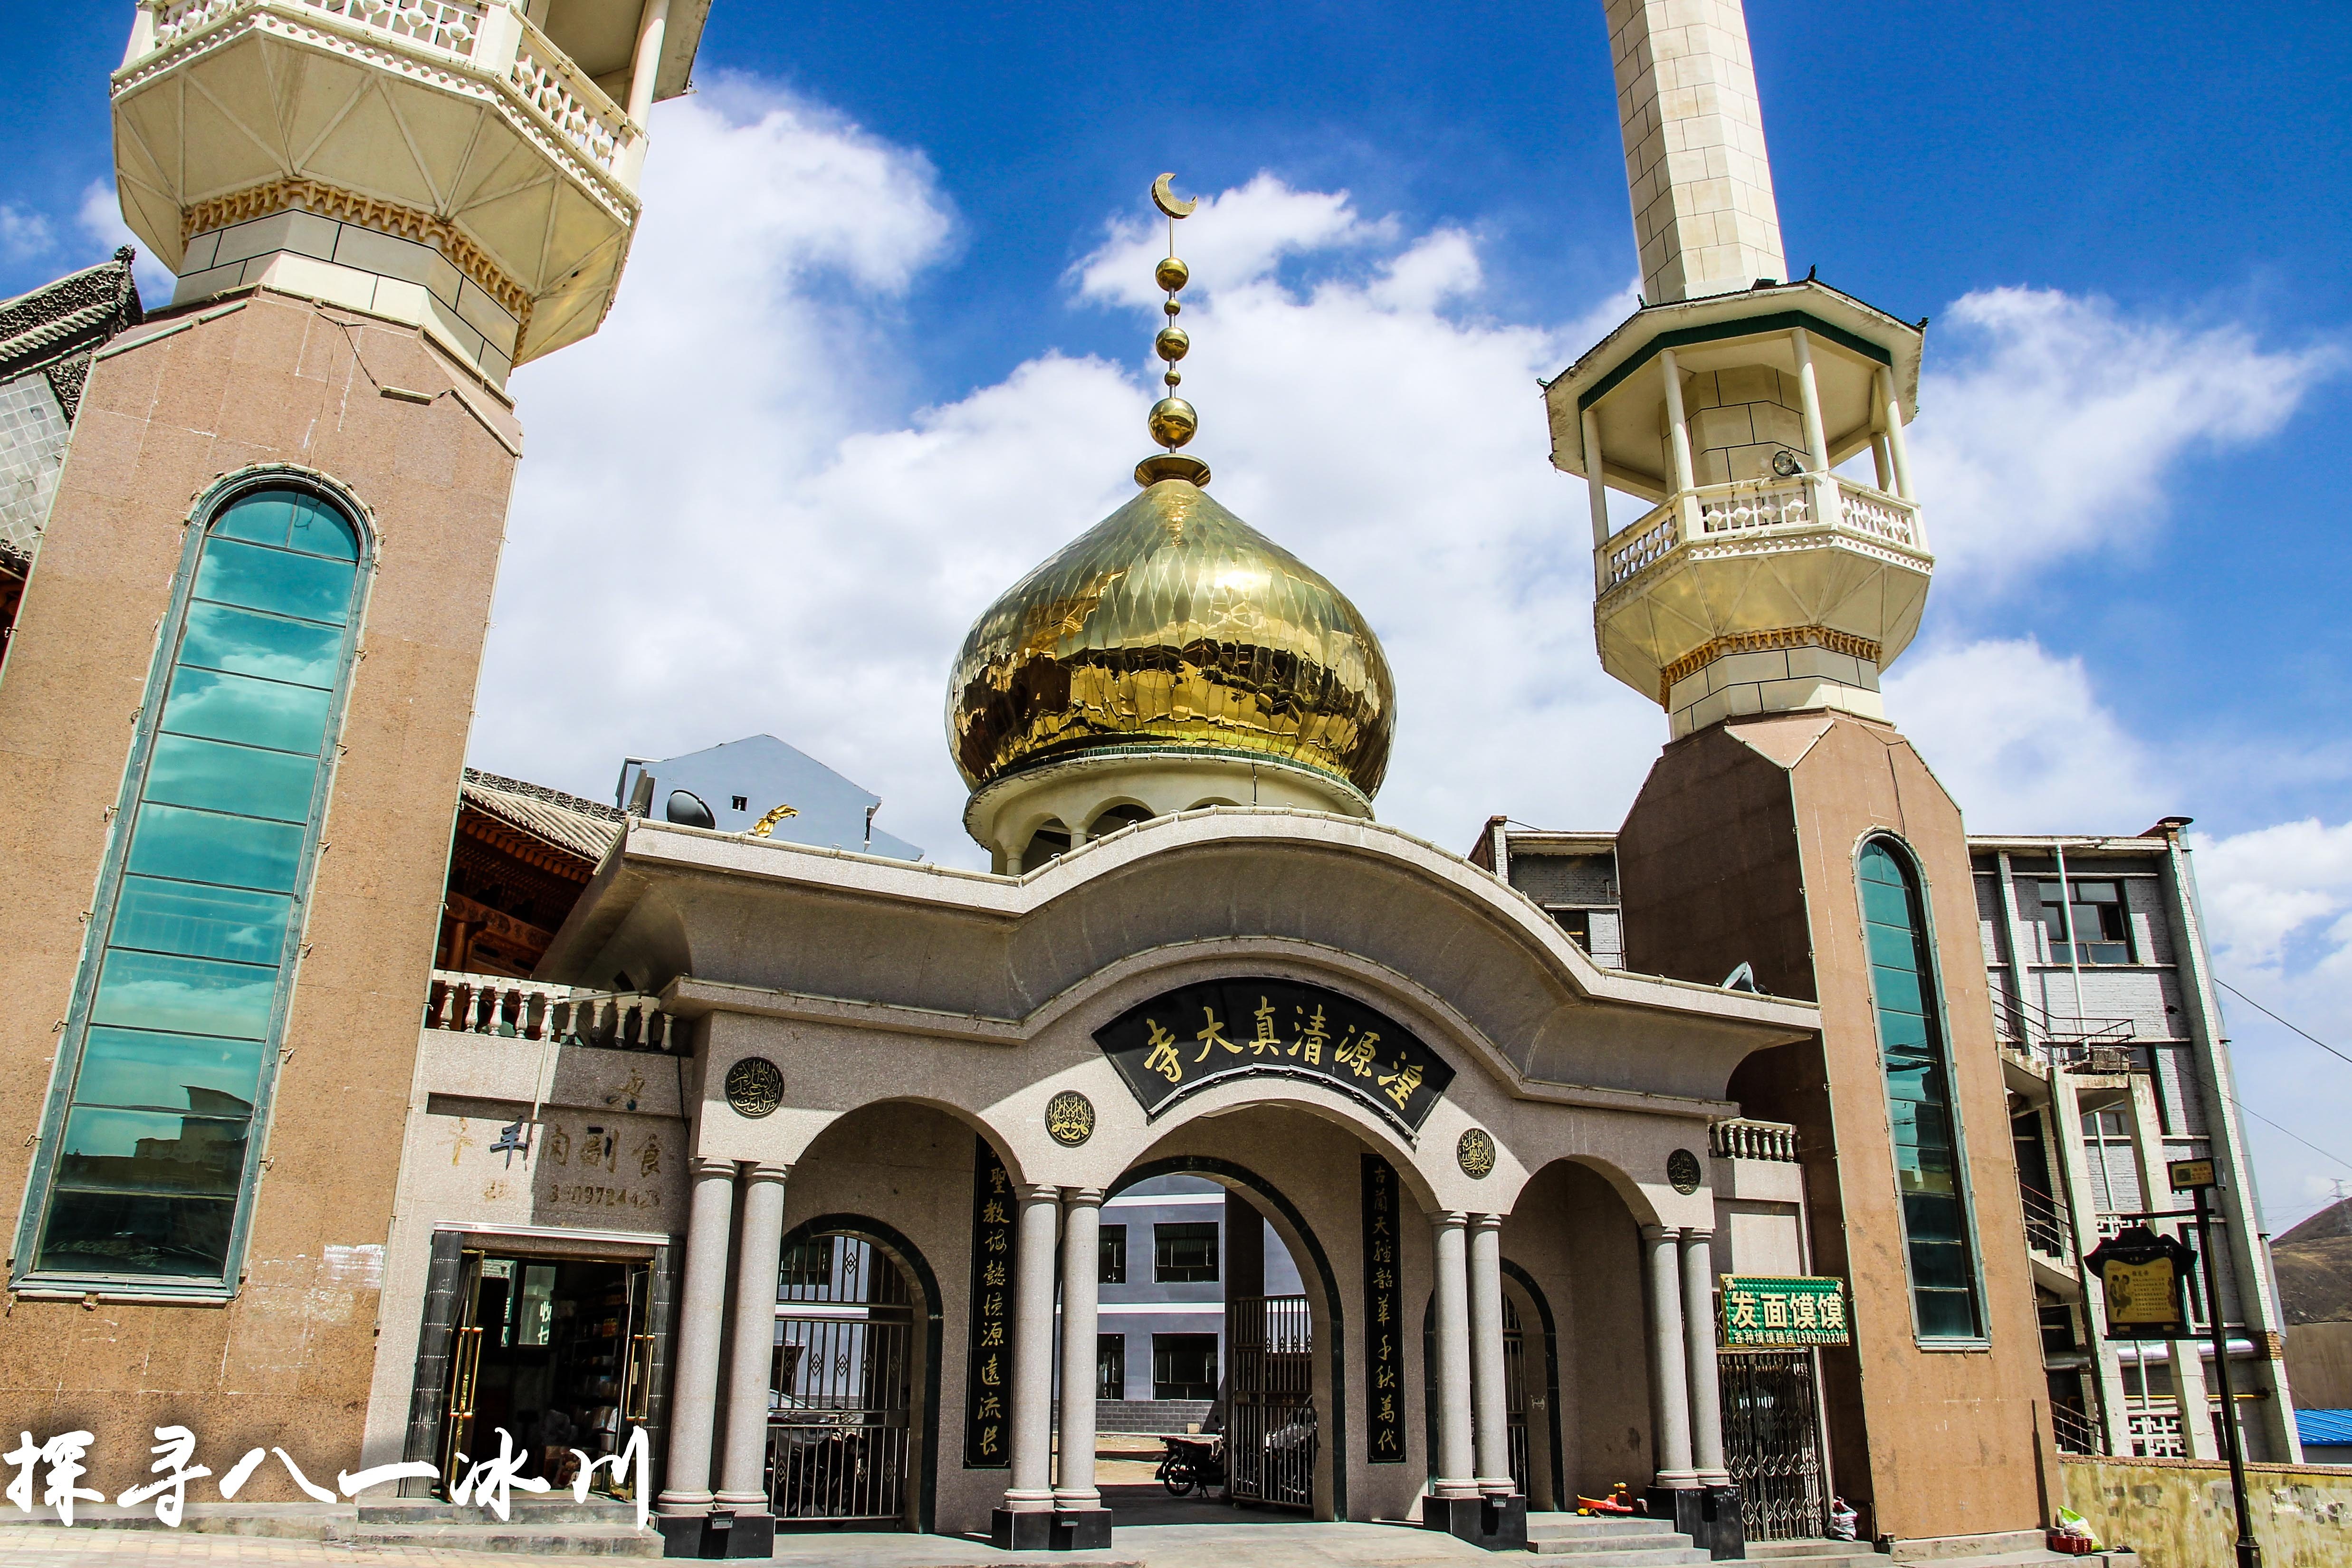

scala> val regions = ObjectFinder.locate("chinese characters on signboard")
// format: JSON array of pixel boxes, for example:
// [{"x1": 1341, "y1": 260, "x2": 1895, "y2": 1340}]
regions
[
  {"x1": 1361, "y1": 1154, "x2": 1406, "y2": 1463},
  {"x1": 1718, "y1": 1275, "x2": 1851, "y2": 1348},
  {"x1": 1096, "y1": 979, "x2": 1456, "y2": 1132},
  {"x1": 964, "y1": 1137, "x2": 1015, "y2": 1468},
  {"x1": 2082, "y1": 1226, "x2": 2196, "y2": 1340}
]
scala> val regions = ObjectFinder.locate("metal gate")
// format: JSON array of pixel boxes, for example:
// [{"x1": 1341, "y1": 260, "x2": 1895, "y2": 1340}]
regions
[
  {"x1": 1719, "y1": 1351, "x2": 1826, "y2": 1540},
  {"x1": 769, "y1": 1235, "x2": 915, "y2": 1528},
  {"x1": 1502, "y1": 1296, "x2": 1530, "y2": 1497},
  {"x1": 1228, "y1": 1294, "x2": 1316, "y2": 1509}
]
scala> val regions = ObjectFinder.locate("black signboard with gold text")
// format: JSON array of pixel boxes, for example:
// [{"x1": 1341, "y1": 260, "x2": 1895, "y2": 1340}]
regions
[
  {"x1": 963, "y1": 1138, "x2": 1015, "y2": 1466},
  {"x1": 1361, "y1": 1154, "x2": 1406, "y2": 1462},
  {"x1": 2084, "y1": 1224, "x2": 2197, "y2": 1340},
  {"x1": 1095, "y1": 978, "x2": 1456, "y2": 1133}
]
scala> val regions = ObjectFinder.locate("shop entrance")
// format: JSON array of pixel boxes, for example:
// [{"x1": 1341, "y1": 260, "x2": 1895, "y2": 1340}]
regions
[
  {"x1": 768, "y1": 1232, "x2": 919, "y2": 1529},
  {"x1": 1719, "y1": 1350, "x2": 1828, "y2": 1540},
  {"x1": 440, "y1": 1251, "x2": 652, "y2": 1493}
]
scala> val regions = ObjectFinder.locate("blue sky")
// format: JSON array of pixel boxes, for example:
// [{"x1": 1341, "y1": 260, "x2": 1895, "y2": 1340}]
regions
[{"x1": 9, "y1": 5, "x2": 2352, "y2": 1231}]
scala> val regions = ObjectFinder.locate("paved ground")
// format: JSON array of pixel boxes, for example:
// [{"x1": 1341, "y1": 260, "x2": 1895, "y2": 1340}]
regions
[{"x1": 0, "y1": 1518, "x2": 1509, "y2": 1568}]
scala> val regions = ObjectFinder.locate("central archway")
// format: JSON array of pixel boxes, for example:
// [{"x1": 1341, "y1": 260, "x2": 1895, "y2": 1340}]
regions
[{"x1": 1108, "y1": 1154, "x2": 1350, "y2": 1522}]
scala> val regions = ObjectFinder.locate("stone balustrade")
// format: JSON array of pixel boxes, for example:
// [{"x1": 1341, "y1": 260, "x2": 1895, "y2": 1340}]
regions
[
  {"x1": 1596, "y1": 476, "x2": 1927, "y2": 601},
  {"x1": 1709, "y1": 1117, "x2": 1799, "y2": 1163},
  {"x1": 423, "y1": 968, "x2": 674, "y2": 1051}
]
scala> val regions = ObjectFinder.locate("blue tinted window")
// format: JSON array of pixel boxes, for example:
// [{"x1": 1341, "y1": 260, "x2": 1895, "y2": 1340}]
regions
[
  {"x1": 1859, "y1": 840, "x2": 1984, "y2": 1340},
  {"x1": 30, "y1": 484, "x2": 364, "y2": 1288}
]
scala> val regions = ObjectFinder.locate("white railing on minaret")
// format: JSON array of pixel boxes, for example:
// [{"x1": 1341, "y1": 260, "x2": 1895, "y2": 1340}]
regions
[{"x1": 1606, "y1": 0, "x2": 1787, "y2": 303}]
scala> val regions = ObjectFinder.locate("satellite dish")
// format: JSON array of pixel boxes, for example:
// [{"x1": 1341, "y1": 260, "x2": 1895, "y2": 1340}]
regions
[
  {"x1": 1722, "y1": 961, "x2": 1759, "y2": 993},
  {"x1": 666, "y1": 789, "x2": 716, "y2": 829}
]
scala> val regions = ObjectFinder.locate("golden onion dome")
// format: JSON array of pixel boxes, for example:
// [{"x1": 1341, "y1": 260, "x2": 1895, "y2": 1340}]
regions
[{"x1": 947, "y1": 475, "x2": 1395, "y2": 798}]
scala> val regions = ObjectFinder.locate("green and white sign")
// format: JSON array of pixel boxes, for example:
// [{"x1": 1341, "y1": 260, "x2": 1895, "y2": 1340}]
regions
[{"x1": 1719, "y1": 1274, "x2": 1851, "y2": 1347}]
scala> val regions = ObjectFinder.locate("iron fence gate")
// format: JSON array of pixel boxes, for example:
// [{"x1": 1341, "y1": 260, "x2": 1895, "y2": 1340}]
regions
[
  {"x1": 1228, "y1": 1294, "x2": 1316, "y2": 1509},
  {"x1": 769, "y1": 1236, "x2": 914, "y2": 1528},
  {"x1": 1502, "y1": 1296, "x2": 1529, "y2": 1496},
  {"x1": 1719, "y1": 1351, "x2": 1826, "y2": 1541}
]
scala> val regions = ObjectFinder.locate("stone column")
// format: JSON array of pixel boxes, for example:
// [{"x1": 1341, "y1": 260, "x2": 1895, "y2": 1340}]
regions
[
  {"x1": 1054, "y1": 1188, "x2": 1110, "y2": 1542},
  {"x1": 1681, "y1": 1228, "x2": 1730, "y2": 1486},
  {"x1": 1428, "y1": 1211, "x2": 1478, "y2": 1500},
  {"x1": 1468, "y1": 1214, "x2": 1514, "y2": 1498},
  {"x1": 715, "y1": 1163, "x2": 789, "y2": 1512},
  {"x1": 999, "y1": 1186, "x2": 1063, "y2": 1528},
  {"x1": 657, "y1": 1157, "x2": 737, "y2": 1515},
  {"x1": 1582, "y1": 407, "x2": 1611, "y2": 548},
  {"x1": 1643, "y1": 1224, "x2": 1697, "y2": 1488}
]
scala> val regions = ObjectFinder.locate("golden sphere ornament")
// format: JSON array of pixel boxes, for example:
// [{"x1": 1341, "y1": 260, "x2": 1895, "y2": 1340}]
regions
[
  {"x1": 1163, "y1": 370, "x2": 1181, "y2": 387},
  {"x1": 1164, "y1": 298, "x2": 1181, "y2": 317},
  {"x1": 1155, "y1": 325, "x2": 1190, "y2": 362},
  {"x1": 1148, "y1": 395, "x2": 1198, "y2": 449},
  {"x1": 1156, "y1": 255, "x2": 1190, "y2": 293}
]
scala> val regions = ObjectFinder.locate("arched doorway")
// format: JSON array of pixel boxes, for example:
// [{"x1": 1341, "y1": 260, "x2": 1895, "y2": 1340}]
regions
[
  {"x1": 1107, "y1": 1153, "x2": 1350, "y2": 1523},
  {"x1": 768, "y1": 1215, "x2": 944, "y2": 1534}
]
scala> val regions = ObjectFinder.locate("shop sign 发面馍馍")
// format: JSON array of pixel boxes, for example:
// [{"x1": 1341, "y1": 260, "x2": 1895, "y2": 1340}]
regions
[
  {"x1": 1094, "y1": 978, "x2": 1455, "y2": 1133},
  {"x1": 1719, "y1": 1275, "x2": 1850, "y2": 1347}
]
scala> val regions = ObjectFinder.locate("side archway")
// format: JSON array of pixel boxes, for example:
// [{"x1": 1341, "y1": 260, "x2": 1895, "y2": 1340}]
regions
[{"x1": 770, "y1": 1213, "x2": 946, "y2": 1535}]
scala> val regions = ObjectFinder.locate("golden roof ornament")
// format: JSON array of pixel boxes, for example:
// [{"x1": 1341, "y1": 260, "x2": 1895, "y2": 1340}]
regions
[{"x1": 1138, "y1": 173, "x2": 1211, "y2": 488}]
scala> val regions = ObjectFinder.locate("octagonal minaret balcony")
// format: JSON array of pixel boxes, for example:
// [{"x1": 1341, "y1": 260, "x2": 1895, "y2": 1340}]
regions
[
  {"x1": 111, "y1": 0, "x2": 709, "y2": 382},
  {"x1": 1545, "y1": 280, "x2": 1932, "y2": 737}
]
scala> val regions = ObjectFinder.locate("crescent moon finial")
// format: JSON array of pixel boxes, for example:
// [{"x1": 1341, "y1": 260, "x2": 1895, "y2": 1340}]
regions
[{"x1": 1151, "y1": 172, "x2": 1197, "y2": 220}]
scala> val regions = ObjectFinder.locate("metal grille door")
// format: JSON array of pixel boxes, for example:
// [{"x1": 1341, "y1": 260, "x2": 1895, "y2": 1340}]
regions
[
  {"x1": 1228, "y1": 1294, "x2": 1316, "y2": 1510},
  {"x1": 1719, "y1": 1351, "x2": 1826, "y2": 1541},
  {"x1": 1502, "y1": 1296, "x2": 1529, "y2": 1497},
  {"x1": 769, "y1": 1237, "x2": 915, "y2": 1527}
]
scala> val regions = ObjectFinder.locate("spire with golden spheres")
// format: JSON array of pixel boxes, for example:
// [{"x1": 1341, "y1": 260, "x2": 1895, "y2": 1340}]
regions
[{"x1": 948, "y1": 177, "x2": 1396, "y2": 873}]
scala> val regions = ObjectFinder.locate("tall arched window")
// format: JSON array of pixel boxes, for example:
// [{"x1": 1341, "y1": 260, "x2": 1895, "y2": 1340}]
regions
[
  {"x1": 17, "y1": 482, "x2": 367, "y2": 1292},
  {"x1": 1858, "y1": 837, "x2": 1984, "y2": 1340}
]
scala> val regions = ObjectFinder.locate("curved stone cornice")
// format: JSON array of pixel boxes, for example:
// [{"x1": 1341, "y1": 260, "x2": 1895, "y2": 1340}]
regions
[{"x1": 541, "y1": 808, "x2": 1818, "y2": 1108}]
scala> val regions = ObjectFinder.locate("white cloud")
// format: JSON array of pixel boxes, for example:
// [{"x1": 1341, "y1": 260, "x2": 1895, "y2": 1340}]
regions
[
  {"x1": 2187, "y1": 820, "x2": 2352, "y2": 1225},
  {"x1": 1074, "y1": 173, "x2": 1397, "y2": 306},
  {"x1": 1910, "y1": 287, "x2": 2336, "y2": 591},
  {"x1": 0, "y1": 203, "x2": 53, "y2": 263},
  {"x1": 75, "y1": 180, "x2": 177, "y2": 297},
  {"x1": 1884, "y1": 637, "x2": 2164, "y2": 835}
]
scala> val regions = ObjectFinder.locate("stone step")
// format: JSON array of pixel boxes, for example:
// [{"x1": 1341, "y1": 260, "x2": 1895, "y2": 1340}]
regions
[
  {"x1": 1742, "y1": 1543, "x2": 1885, "y2": 1567},
  {"x1": 1528, "y1": 1513, "x2": 1687, "y2": 1538},
  {"x1": 325, "y1": 1519, "x2": 663, "y2": 1558},
  {"x1": 1528, "y1": 1545, "x2": 1714, "y2": 1564},
  {"x1": 1528, "y1": 1528, "x2": 1696, "y2": 1549}
]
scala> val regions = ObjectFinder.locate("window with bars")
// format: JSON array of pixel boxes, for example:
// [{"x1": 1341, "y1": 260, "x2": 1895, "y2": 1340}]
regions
[
  {"x1": 1097, "y1": 1333, "x2": 1126, "y2": 1400},
  {"x1": 1859, "y1": 838, "x2": 1985, "y2": 1341},
  {"x1": 1152, "y1": 1333, "x2": 1218, "y2": 1401},
  {"x1": 17, "y1": 484, "x2": 367, "y2": 1292},
  {"x1": 1099, "y1": 1224, "x2": 1127, "y2": 1284},
  {"x1": 1155, "y1": 1221, "x2": 1219, "y2": 1283},
  {"x1": 2033, "y1": 879, "x2": 2134, "y2": 965}
]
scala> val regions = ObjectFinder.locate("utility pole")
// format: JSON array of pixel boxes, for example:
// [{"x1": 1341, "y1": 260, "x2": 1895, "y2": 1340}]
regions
[{"x1": 2178, "y1": 1160, "x2": 2261, "y2": 1568}]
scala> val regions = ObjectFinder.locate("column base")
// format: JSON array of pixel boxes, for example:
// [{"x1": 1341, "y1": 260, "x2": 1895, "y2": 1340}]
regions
[
  {"x1": 1645, "y1": 1482, "x2": 1746, "y2": 1560},
  {"x1": 1423, "y1": 1492, "x2": 1527, "y2": 1551},
  {"x1": 656, "y1": 1508, "x2": 776, "y2": 1559},
  {"x1": 992, "y1": 1507, "x2": 1056, "y2": 1551},
  {"x1": 1052, "y1": 1508, "x2": 1116, "y2": 1550}
]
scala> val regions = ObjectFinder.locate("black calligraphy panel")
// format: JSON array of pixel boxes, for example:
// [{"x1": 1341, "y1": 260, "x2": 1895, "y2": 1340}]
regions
[
  {"x1": 1361, "y1": 1153, "x2": 1406, "y2": 1463},
  {"x1": 1095, "y1": 978, "x2": 1456, "y2": 1132},
  {"x1": 963, "y1": 1137, "x2": 1014, "y2": 1467}
]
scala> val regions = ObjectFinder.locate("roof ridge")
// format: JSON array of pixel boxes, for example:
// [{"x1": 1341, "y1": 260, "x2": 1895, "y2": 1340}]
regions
[{"x1": 462, "y1": 766, "x2": 625, "y2": 822}]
